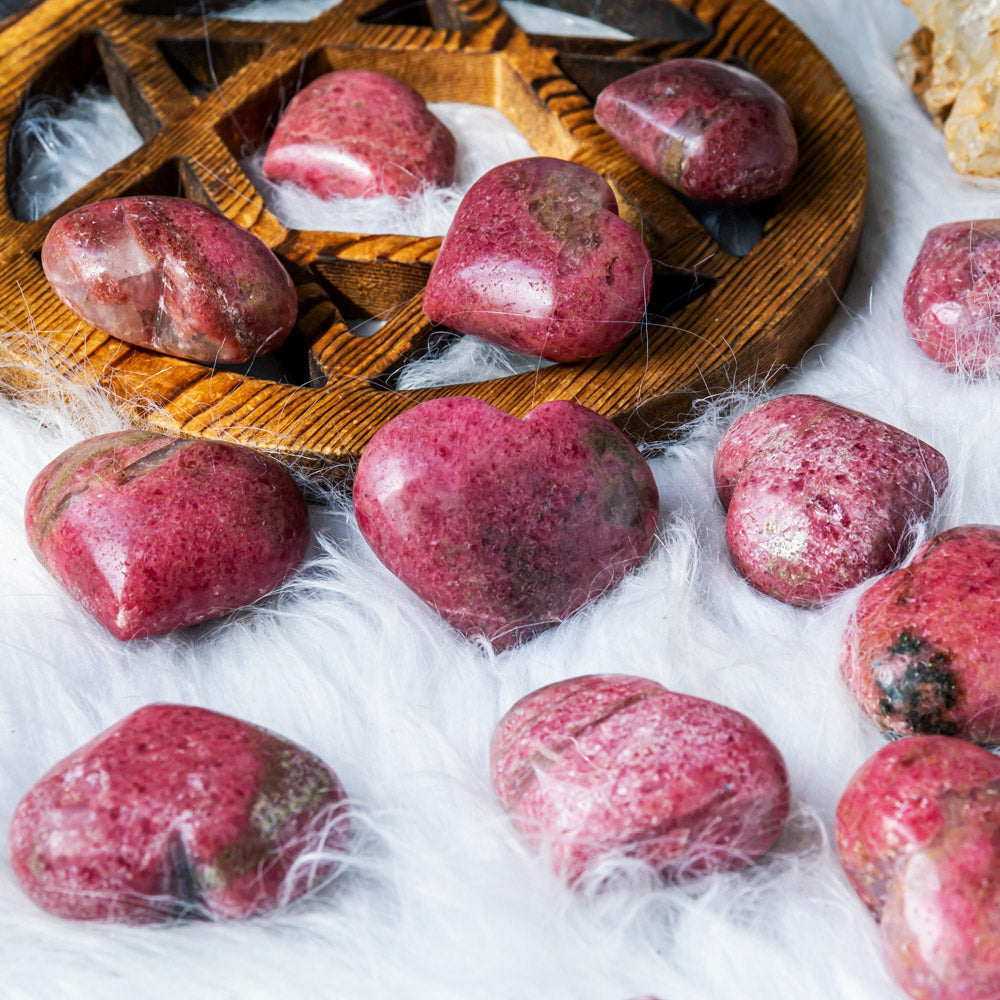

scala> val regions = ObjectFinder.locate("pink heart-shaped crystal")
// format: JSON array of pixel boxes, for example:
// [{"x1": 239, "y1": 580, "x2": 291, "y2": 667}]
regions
[
  {"x1": 25, "y1": 430, "x2": 310, "y2": 639},
  {"x1": 9, "y1": 704, "x2": 349, "y2": 923},
  {"x1": 352, "y1": 397, "x2": 659, "y2": 650},
  {"x1": 904, "y1": 220, "x2": 1000, "y2": 376},
  {"x1": 422, "y1": 156, "x2": 652, "y2": 362},
  {"x1": 881, "y1": 783, "x2": 1000, "y2": 1000},
  {"x1": 262, "y1": 69, "x2": 456, "y2": 199},
  {"x1": 835, "y1": 735, "x2": 1000, "y2": 918},
  {"x1": 714, "y1": 394, "x2": 949, "y2": 606},
  {"x1": 594, "y1": 59, "x2": 798, "y2": 205},
  {"x1": 490, "y1": 674, "x2": 790, "y2": 884},
  {"x1": 841, "y1": 525, "x2": 1000, "y2": 744}
]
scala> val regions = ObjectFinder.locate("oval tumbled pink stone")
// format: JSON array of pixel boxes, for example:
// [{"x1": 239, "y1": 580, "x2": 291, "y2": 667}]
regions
[
  {"x1": 714, "y1": 394, "x2": 949, "y2": 607},
  {"x1": 352, "y1": 397, "x2": 659, "y2": 651},
  {"x1": 262, "y1": 69, "x2": 456, "y2": 199},
  {"x1": 25, "y1": 430, "x2": 310, "y2": 639},
  {"x1": 490, "y1": 674, "x2": 790, "y2": 885},
  {"x1": 9, "y1": 703, "x2": 350, "y2": 923},
  {"x1": 42, "y1": 196, "x2": 297, "y2": 364},
  {"x1": 594, "y1": 58, "x2": 798, "y2": 205},
  {"x1": 422, "y1": 156, "x2": 652, "y2": 362},
  {"x1": 903, "y1": 219, "x2": 1000, "y2": 376}
]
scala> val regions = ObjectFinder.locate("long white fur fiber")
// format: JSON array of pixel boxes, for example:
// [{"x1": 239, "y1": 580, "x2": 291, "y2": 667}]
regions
[{"x1": 0, "y1": 0, "x2": 987, "y2": 997}]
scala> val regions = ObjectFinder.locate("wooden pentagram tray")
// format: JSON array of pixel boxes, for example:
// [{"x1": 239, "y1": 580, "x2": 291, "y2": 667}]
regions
[{"x1": 0, "y1": 0, "x2": 865, "y2": 475}]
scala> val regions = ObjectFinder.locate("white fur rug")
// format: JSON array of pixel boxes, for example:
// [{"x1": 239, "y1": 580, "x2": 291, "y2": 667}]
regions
[{"x1": 0, "y1": 0, "x2": 990, "y2": 997}]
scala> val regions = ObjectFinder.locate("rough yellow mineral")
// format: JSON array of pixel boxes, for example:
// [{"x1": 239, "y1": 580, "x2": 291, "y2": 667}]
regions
[{"x1": 898, "y1": 0, "x2": 1000, "y2": 176}]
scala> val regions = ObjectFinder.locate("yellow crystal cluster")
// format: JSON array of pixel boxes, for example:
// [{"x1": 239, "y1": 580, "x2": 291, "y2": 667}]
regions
[{"x1": 898, "y1": 0, "x2": 1000, "y2": 176}]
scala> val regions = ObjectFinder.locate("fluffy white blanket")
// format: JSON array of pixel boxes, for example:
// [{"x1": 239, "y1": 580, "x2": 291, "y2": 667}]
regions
[{"x1": 0, "y1": 0, "x2": 987, "y2": 997}]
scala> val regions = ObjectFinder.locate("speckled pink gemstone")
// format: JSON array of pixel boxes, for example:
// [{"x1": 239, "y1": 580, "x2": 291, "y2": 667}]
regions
[
  {"x1": 42, "y1": 196, "x2": 297, "y2": 364},
  {"x1": 714, "y1": 394, "x2": 949, "y2": 607},
  {"x1": 835, "y1": 735, "x2": 1000, "y2": 917},
  {"x1": 352, "y1": 397, "x2": 658, "y2": 651},
  {"x1": 422, "y1": 156, "x2": 652, "y2": 362},
  {"x1": 490, "y1": 674, "x2": 790, "y2": 884},
  {"x1": 9, "y1": 703, "x2": 349, "y2": 923},
  {"x1": 262, "y1": 69, "x2": 456, "y2": 199},
  {"x1": 903, "y1": 220, "x2": 1000, "y2": 376},
  {"x1": 25, "y1": 430, "x2": 310, "y2": 639},
  {"x1": 881, "y1": 783, "x2": 1000, "y2": 1000},
  {"x1": 841, "y1": 525, "x2": 1000, "y2": 743},
  {"x1": 594, "y1": 58, "x2": 798, "y2": 205}
]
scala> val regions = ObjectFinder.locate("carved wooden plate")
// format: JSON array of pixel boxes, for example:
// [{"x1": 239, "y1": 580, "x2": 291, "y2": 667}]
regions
[{"x1": 0, "y1": 0, "x2": 866, "y2": 475}]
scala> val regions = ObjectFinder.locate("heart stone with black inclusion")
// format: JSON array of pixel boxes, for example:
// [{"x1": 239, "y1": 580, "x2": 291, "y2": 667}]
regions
[{"x1": 352, "y1": 397, "x2": 660, "y2": 650}]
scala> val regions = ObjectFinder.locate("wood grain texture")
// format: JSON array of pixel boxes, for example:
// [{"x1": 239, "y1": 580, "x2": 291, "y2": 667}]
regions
[{"x1": 0, "y1": 0, "x2": 866, "y2": 477}]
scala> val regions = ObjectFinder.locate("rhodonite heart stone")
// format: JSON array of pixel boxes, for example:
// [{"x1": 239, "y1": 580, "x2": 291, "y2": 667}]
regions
[
  {"x1": 352, "y1": 397, "x2": 659, "y2": 650},
  {"x1": 841, "y1": 525, "x2": 1000, "y2": 743},
  {"x1": 421, "y1": 156, "x2": 652, "y2": 362},
  {"x1": 904, "y1": 219, "x2": 1000, "y2": 375},
  {"x1": 262, "y1": 69, "x2": 456, "y2": 199},
  {"x1": 9, "y1": 703, "x2": 350, "y2": 923},
  {"x1": 881, "y1": 783, "x2": 1000, "y2": 1000},
  {"x1": 42, "y1": 196, "x2": 297, "y2": 364},
  {"x1": 594, "y1": 59, "x2": 798, "y2": 205},
  {"x1": 835, "y1": 735, "x2": 1000, "y2": 917},
  {"x1": 25, "y1": 430, "x2": 310, "y2": 639},
  {"x1": 714, "y1": 394, "x2": 949, "y2": 606},
  {"x1": 490, "y1": 674, "x2": 790, "y2": 885}
]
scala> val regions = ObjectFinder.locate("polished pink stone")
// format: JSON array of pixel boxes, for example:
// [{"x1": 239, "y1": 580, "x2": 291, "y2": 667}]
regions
[
  {"x1": 594, "y1": 58, "x2": 798, "y2": 205},
  {"x1": 25, "y1": 430, "x2": 310, "y2": 640},
  {"x1": 42, "y1": 196, "x2": 297, "y2": 364},
  {"x1": 352, "y1": 397, "x2": 659, "y2": 650},
  {"x1": 262, "y1": 69, "x2": 456, "y2": 199},
  {"x1": 421, "y1": 156, "x2": 652, "y2": 362},
  {"x1": 714, "y1": 394, "x2": 949, "y2": 607},
  {"x1": 881, "y1": 783, "x2": 1000, "y2": 1000},
  {"x1": 490, "y1": 674, "x2": 790, "y2": 884},
  {"x1": 9, "y1": 704, "x2": 349, "y2": 923},
  {"x1": 903, "y1": 220, "x2": 1000, "y2": 376},
  {"x1": 835, "y1": 736, "x2": 1000, "y2": 917},
  {"x1": 841, "y1": 525, "x2": 1000, "y2": 743}
]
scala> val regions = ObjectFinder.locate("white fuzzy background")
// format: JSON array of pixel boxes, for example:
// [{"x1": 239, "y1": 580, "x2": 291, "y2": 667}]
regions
[{"x1": 0, "y1": 0, "x2": 991, "y2": 997}]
